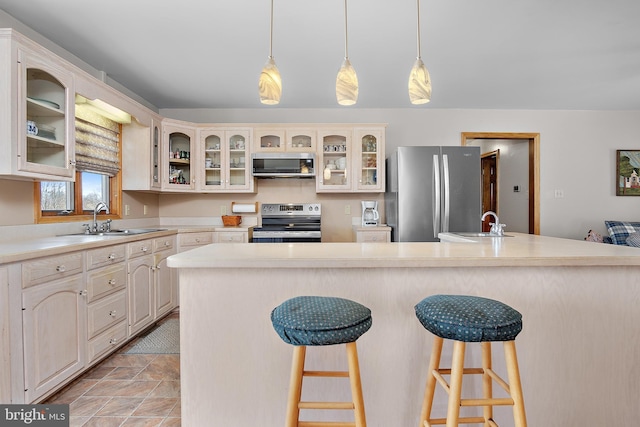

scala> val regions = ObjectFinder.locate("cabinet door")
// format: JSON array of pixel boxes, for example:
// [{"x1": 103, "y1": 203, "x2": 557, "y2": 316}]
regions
[
  {"x1": 22, "y1": 276, "x2": 85, "y2": 403},
  {"x1": 0, "y1": 266, "x2": 10, "y2": 403},
  {"x1": 286, "y1": 128, "x2": 316, "y2": 152},
  {"x1": 164, "y1": 121, "x2": 196, "y2": 190},
  {"x1": 317, "y1": 130, "x2": 352, "y2": 192},
  {"x1": 225, "y1": 130, "x2": 252, "y2": 191},
  {"x1": 151, "y1": 118, "x2": 162, "y2": 189},
  {"x1": 127, "y1": 255, "x2": 154, "y2": 336},
  {"x1": 253, "y1": 128, "x2": 284, "y2": 152},
  {"x1": 17, "y1": 47, "x2": 75, "y2": 180},
  {"x1": 154, "y1": 250, "x2": 177, "y2": 319},
  {"x1": 200, "y1": 129, "x2": 225, "y2": 190},
  {"x1": 354, "y1": 128, "x2": 385, "y2": 192}
]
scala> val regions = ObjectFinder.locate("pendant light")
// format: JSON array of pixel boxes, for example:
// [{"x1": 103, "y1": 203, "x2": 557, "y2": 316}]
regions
[
  {"x1": 408, "y1": 0, "x2": 431, "y2": 104},
  {"x1": 336, "y1": 0, "x2": 358, "y2": 105},
  {"x1": 258, "y1": 0, "x2": 282, "y2": 105}
]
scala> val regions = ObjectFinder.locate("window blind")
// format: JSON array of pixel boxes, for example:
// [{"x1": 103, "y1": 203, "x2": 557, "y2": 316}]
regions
[{"x1": 74, "y1": 105, "x2": 120, "y2": 176}]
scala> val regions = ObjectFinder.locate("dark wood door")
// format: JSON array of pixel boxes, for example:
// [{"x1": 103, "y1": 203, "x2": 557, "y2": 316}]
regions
[{"x1": 481, "y1": 152, "x2": 498, "y2": 232}]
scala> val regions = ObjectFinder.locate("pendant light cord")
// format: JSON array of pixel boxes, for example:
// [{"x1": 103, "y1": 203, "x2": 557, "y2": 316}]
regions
[
  {"x1": 416, "y1": 0, "x2": 422, "y2": 59},
  {"x1": 269, "y1": 0, "x2": 274, "y2": 58},
  {"x1": 344, "y1": 0, "x2": 349, "y2": 59}
]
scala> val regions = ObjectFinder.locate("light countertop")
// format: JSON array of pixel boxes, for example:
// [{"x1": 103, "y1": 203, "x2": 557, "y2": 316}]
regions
[{"x1": 168, "y1": 232, "x2": 640, "y2": 269}]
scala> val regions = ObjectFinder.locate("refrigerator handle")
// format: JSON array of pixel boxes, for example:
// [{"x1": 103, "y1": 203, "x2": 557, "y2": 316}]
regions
[
  {"x1": 433, "y1": 154, "x2": 441, "y2": 237},
  {"x1": 442, "y1": 154, "x2": 450, "y2": 232}
]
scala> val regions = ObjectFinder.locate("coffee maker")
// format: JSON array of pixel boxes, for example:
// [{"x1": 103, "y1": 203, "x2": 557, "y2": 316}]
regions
[{"x1": 361, "y1": 201, "x2": 380, "y2": 227}]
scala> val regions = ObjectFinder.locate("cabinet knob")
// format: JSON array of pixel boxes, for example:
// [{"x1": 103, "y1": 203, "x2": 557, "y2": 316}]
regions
[
  {"x1": 164, "y1": 241, "x2": 170, "y2": 246},
  {"x1": 109, "y1": 338, "x2": 118, "y2": 345},
  {"x1": 56, "y1": 265, "x2": 66, "y2": 272},
  {"x1": 195, "y1": 238, "x2": 201, "y2": 243},
  {"x1": 109, "y1": 310, "x2": 117, "y2": 317},
  {"x1": 79, "y1": 290, "x2": 87, "y2": 296},
  {"x1": 108, "y1": 253, "x2": 116, "y2": 260},
  {"x1": 141, "y1": 246, "x2": 148, "y2": 252},
  {"x1": 108, "y1": 279, "x2": 117, "y2": 286}
]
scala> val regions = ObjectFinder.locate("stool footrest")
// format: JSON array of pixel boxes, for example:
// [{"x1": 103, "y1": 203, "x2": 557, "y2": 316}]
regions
[
  {"x1": 304, "y1": 370, "x2": 350, "y2": 378},
  {"x1": 299, "y1": 401, "x2": 355, "y2": 410},
  {"x1": 461, "y1": 397, "x2": 515, "y2": 407},
  {"x1": 425, "y1": 416, "x2": 488, "y2": 425},
  {"x1": 299, "y1": 422, "x2": 356, "y2": 427}
]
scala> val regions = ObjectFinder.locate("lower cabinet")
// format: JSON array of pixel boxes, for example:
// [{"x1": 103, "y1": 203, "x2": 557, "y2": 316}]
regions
[
  {"x1": 155, "y1": 249, "x2": 177, "y2": 319},
  {"x1": 216, "y1": 230, "x2": 249, "y2": 243},
  {"x1": 127, "y1": 254, "x2": 155, "y2": 337},
  {"x1": 1, "y1": 266, "x2": 11, "y2": 403},
  {"x1": 22, "y1": 275, "x2": 86, "y2": 403}
]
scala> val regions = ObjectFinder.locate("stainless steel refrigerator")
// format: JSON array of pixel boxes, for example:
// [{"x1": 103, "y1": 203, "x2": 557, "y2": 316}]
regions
[{"x1": 385, "y1": 146, "x2": 481, "y2": 242}]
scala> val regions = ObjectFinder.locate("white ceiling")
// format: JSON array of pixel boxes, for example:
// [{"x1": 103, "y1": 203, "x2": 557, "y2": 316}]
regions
[{"x1": 1, "y1": 0, "x2": 639, "y2": 110}]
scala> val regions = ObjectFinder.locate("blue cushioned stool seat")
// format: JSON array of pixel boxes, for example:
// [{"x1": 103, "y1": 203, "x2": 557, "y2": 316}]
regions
[
  {"x1": 271, "y1": 296, "x2": 372, "y2": 346},
  {"x1": 415, "y1": 294, "x2": 522, "y2": 342}
]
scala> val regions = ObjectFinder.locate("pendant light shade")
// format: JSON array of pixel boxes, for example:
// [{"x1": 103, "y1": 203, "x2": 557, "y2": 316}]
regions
[
  {"x1": 259, "y1": 0, "x2": 282, "y2": 105},
  {"x1": 336, "y1": 0, "x2": 358, "y2": 106},
  {"x1": 408, "y1": 0, "x2": 431, "y2": 104}
]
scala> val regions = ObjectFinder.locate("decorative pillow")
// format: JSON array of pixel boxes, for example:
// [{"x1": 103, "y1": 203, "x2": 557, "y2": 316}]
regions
[
  {"x1": 626, "y1": 233, "x2": 640, "y2": 247},
  {"x1": 605, "y1": 220, "x2": 640, "y2": 245}
]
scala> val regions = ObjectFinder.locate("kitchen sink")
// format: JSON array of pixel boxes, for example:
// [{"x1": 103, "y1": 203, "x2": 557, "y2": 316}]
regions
[{"x1": 60, "y1": 228, "x2": 167, "y2": 237}]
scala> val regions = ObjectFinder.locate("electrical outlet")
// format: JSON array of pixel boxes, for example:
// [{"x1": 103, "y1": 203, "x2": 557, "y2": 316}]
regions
[
  {"x1": 554, "y1": 189, "x2": 564, "y2": 199},
  {"x1": 345, "y1": 205, "x2": 351, "y2": 215},
  {"x1": 124, "y1": 205, "x2": 130, "y2": 216},
  {"x1": 221, "y1": 205, "x2": 227, "y2": 215},
  {"x1": 143, "y1": 205, "x2": 148, "y2": 215}
]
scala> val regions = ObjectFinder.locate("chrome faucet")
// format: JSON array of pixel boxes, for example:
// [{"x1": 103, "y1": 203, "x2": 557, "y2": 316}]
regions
[
  {"x1": 481, "y1": 210, "x2": 505, "y2": 236},
  {"x1": 92, "y1": 202, "x2": 109, "y2": 233}
]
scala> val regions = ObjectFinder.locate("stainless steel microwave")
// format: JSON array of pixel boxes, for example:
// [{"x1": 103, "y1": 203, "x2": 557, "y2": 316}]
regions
[{"x1": 251, "y1": 152, "x2": 316, "y2": 178}]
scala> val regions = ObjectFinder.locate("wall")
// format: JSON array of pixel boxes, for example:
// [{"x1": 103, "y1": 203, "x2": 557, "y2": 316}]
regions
[{"x1": 162, "y1": 108, "x2": 640, "y2": 239}]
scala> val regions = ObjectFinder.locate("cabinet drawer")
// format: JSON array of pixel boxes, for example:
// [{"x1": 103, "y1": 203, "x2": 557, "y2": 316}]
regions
[
  {"x1": 86, "y1": 244, "x2": 126, "y2": 270},
  {"x1": 22, "y1": 252, "x2": 83, "y2": 288},
  {"x1": 87, "y1": 291, "x2": 126, "y2": 339},
  {"x1": 154, "y1": 235, "x2": 176, "y2": 253},
  {"x1": 127, "y1": 239, "x2": 153, "y2": 259},
  {"x1": 87, "y1": 264, "x2": 126, "y2": 303},
  {"x1": 87, "y1": 320, "x2": 127, "y2": 365},
  {"x1": 357, "y1": 231, "x2": 390, "y2": 243},
  {"x1": 217, "y1": 231, "x2": 246, "y2": 243},
  {"x1": 179, "y1": 232, "x2": 213, "y2": 248}
]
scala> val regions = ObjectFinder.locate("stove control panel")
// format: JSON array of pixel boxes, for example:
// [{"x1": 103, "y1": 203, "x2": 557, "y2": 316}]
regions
[{"x1": 262, "y1": 203, "x2": 321, "y2": 216}]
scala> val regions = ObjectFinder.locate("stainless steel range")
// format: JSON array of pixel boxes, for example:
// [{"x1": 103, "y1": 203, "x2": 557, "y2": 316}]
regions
[{"x1": 252, "y1": 203, "x2": 321, "y2": 243}]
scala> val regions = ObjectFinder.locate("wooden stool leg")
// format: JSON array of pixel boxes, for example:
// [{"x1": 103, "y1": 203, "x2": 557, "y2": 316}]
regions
[
  {"x1": 481, "y1": 342, "x2": 493, "y2": 426},
  {"x1": 286, "y1": 345, "x2": 306, "y2": 427},
  {"x1": 419, "y1": 336, "x2": 444, "y2": 427},
  {"x1": 504, "y1": 341, "x2": 527, "y2": 427},
  {"x1": 346, "y1": 341, "x2": 367, "y2": 427},
  {"x1": 446, "y1": 340, "x2": 466, "y2": 427}
]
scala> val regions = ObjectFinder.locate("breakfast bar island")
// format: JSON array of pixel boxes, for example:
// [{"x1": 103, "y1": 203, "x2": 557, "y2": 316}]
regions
[{"x1": 167, "y1": 234, "x2": 640, "y2": 427}]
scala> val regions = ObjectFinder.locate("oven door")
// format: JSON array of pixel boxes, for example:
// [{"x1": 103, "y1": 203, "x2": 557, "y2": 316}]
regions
[{"x1": 252, "y1": 230, "x2": 321, "y2": 243}]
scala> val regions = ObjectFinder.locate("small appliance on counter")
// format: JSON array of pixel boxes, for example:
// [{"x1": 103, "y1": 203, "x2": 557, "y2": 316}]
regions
[{"x1": 361, "y1": 201, "x2": 380, "y2": 227}]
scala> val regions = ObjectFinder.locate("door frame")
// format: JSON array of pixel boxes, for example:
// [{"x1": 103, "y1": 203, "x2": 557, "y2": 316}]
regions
[{"x1": 461, "y1": 132, "x2": 540, "y2": 235}]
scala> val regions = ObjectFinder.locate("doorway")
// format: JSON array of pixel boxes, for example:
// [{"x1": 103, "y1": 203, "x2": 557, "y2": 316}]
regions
[
  {"x1": 462, "y1": 132, "x2": 540, "y2": 235},
  {"x1": 481, "y1": 150, "x2": 498, "y2": 232}
]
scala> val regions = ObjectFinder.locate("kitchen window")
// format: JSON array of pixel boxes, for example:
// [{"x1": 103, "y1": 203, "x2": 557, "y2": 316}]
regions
[{"x1": 36, "y1": 106, "x2": 122, "y2": 223}]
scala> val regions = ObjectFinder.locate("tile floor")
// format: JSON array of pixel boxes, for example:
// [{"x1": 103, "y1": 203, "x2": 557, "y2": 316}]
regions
[{"x1": 45, "y1": 312, "x2": 181, "y2": 426}]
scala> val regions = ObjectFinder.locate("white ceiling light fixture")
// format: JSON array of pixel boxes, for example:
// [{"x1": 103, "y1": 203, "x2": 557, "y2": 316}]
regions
[
  {"x1": 258, "y1": 0, "x2": 282, "y2": 105},
  {"x1": 336, "y1": 0, "x2": 358, "y2": 106},
  {"x1": 408, "y1": 0, "x2": 432, "y2": 104}
]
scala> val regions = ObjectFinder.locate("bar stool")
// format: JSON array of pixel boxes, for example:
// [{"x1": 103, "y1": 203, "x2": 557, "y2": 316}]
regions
[
  {"x1": 414, "y1": 294, "x2": 527, "y2": 427},
  {"x1": 271, "y1": 296, "x2": 372, "y2": 427}
]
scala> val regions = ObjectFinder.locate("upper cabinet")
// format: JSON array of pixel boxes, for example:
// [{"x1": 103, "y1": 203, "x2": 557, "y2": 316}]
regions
[
  {"x1": 317, "y1": 130, "x2": 352, "y2": 192},
  {"x1": 354, "y1": 127, "x2": 385, "y2": 192},
  {"x1": 163, "y1": 120, "x2": 196, "y2": 191},
  {"x1": 0, "y1": 30, "x2": 75, "y2": 181},
  {"x1": 254, "y1": 127, "x2": 316, "y2": 153},
  {"x1": 198, "y1": 127, "x2": 254, "y2": 192}
]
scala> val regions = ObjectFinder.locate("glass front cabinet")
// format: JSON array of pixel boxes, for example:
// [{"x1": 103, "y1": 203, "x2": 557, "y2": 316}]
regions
[
  {"x1": 0, "y1": 33, "x2": 76, "y2": 180},
  {"x1": 253, "y1": 127, "x2": 316, "y2": 153},
  {"x1": 199, "y1": 128, "x2": 253, "y2": 192},
  {"x1": 163, "y1": 121, "x2": 196, "y2": 190},
  {"x1": 317, "y1": 130, "x2": 352, "y2": 192},
  {"x1": 354, "y1": 127, "x2": 385, "y2": 192}
]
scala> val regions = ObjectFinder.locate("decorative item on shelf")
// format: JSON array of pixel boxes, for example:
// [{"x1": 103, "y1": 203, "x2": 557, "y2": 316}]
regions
[
  {"x1": 258, "y1": 0, "x2": 282, "y2": 105},
  {"x1": 336, "y1": 0, "x2": 358, "y2": 106},
  {"x1": 408, "y1": 0, "x2": 432, "y2": 105},
  {"x1": 222, "y1": 215, "x2": 243, "y2": 226}
]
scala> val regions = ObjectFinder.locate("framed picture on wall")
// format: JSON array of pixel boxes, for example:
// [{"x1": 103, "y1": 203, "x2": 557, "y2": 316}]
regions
[{"x1": 616, "y1": 150, "x2": 640, "y2": 196}]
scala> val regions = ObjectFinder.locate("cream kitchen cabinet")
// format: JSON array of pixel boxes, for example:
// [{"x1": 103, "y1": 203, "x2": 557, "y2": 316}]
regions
[
  {"x1": 85, "y1": 244, "x2": 127, "y2": 365},
  {"x1": 0, "y1": 266, "x2": 10, "y2": 403},
  {"x1": 127, "y1": 235, "x2": 177, "y2": 337},
  {"x1": 198, "y1": 127, "x2": 254, "y2": 192},
  {"x1": 0, "y1": 29, "x2": 76, "y2": 181},
  {"x1": 317, "y1": 126, "x2": 386, "y2": 193},
  {"x1": 215, "y1": 229, "x2": 250, "y2": 243},
  {"x1": 164, "y1": 120, "x2": 197, "y2": 190},
  {"x1": 178, "y1": 231, "x2": 214, "y2": 252},
  {"x1": 253, "y1": 127, "x2": 316, "y2": 153},
  {"x1": 22, "y1": 274, "x2": 86, "y2": 403},
  {"x1": 352, "y1": 225, "x2": 391, "y2": 242},
  {"x1": 122, "y1": 113, "x2": 163, "y2": 191}
]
